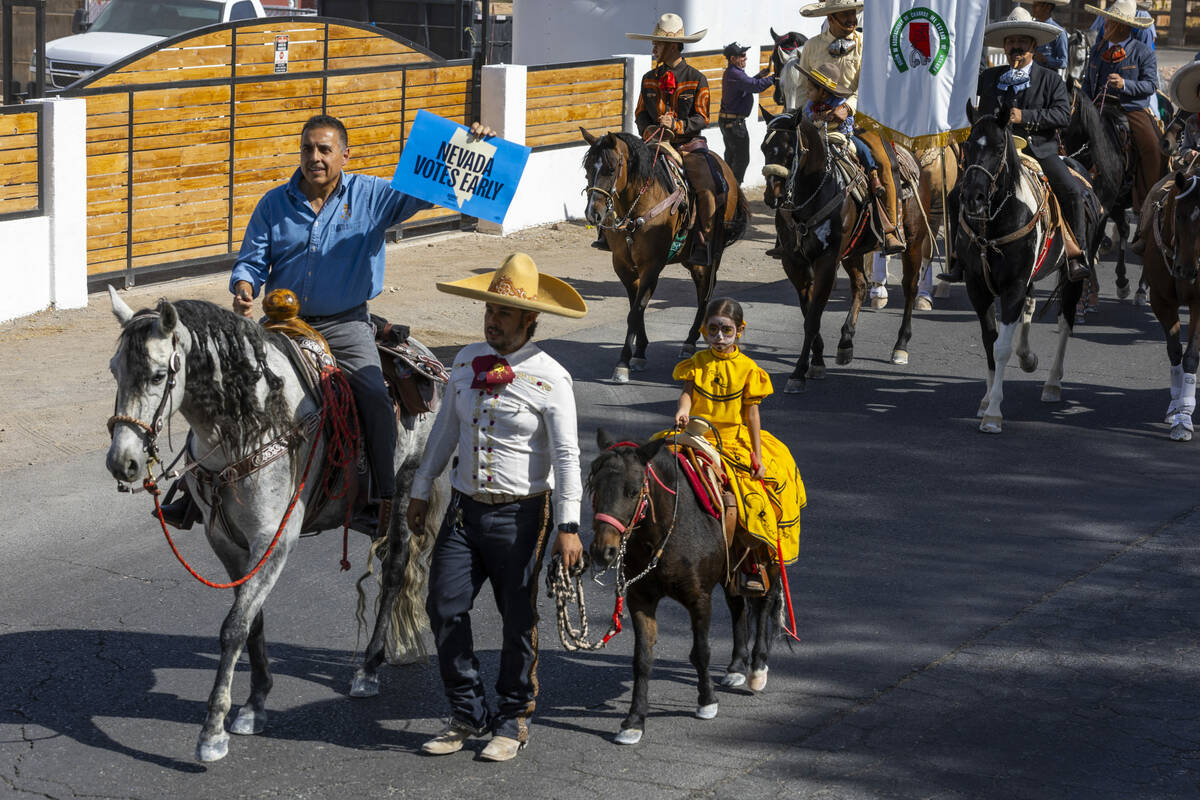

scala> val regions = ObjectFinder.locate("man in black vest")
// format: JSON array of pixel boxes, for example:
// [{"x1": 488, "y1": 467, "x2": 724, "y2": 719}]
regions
[{"x1": 942, "y1": 8, "x2": 1088, "y2": 282}]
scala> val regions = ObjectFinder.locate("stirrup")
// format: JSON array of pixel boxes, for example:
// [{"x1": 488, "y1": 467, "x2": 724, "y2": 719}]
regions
[{"x1": 154, "y1": 480, "x2": 201, "y2": 530}]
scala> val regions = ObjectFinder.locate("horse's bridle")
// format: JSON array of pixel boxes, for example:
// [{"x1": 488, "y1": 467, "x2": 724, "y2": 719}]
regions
[
  {"x1": 591, "y1": 442, "x2": 680, "y2": 590},
  {"x1": 962, "y1": 126, "x2": 1015, "y2": 223},
  {"x1": 107, "y1": 310, "x2": 181, "y2": 464}
]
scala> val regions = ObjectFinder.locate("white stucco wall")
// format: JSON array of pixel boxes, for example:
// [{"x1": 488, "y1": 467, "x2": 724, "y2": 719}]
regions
[
  {"x1": 514, "y1": 0, "x2": 823, "y2": 67},
  {"x1": 0, "y1": 216, "x2": 52, "y2": 323}
]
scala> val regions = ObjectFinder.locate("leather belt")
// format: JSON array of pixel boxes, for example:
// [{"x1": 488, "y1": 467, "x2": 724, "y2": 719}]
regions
[
  {"x1": 718, "y1": 112, "x2": 745, "y2": 121},
  {"x1": 467, "y1": 489, "x2": 549, "y2": 505}
]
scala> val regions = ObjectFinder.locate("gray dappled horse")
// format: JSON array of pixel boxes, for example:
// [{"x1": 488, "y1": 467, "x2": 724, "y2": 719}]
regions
[{"x1": 105, "y1": 291, "x2": 447, "y2": 762}]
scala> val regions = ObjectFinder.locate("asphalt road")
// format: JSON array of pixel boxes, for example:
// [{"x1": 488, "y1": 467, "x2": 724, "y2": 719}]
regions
[{"x1": 3, "y1": 240, "x2": 1199, "y2": 800}]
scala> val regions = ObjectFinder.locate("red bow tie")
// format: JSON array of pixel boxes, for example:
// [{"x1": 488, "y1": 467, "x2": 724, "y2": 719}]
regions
[
  {"x1": 1102, "y1": 44, "x2": 1126, "y2": 63},
  {"x1": 659, "y1": 69, "x2": 676, "y2": 97},
  {"x1": 471, "y1": 355, "x2": 515, "y2": 390}
]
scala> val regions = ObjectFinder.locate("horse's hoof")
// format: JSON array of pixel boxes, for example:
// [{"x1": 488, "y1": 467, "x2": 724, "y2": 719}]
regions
[
  {"x1": 977, "y1": 400, "x2": 990, "y2": 418},
  {"x1": 195, "y1": 733, "x2": 229, "y2": 763},
  {"x1": 1170, "y1": 424, "x2": 1193, "y2": 442},
  {"x1": 1117, "y1": 283, "x2": 1131, "y2": 301},
  {"x1": 916, "y1": 295, "x2": 933, "y2": 312},
  {"x1": 748, "y1": 668, "x2": 769, "y2": 692},
  {"x1": 835, "y1": 347, "x2": 853, "y2": 366},
  {"x1": 720, "y1": 672, "x2": 747, "y2": 688},
  {"x1": 891, "y1": 350, "x2": 909, "y2": 366},
  {"x1": 1135, "y1": 289, "x2": 1148, "y2": 307},
  {"x1": 614, "y1": 728, "x2": 643, "y2": 745},
  {"x1": 349, "y1": 670, "x2": 380, "y2": 698},
  {"x1": 784, "y1": 379, "x2": 806, "y2": 394},
  {"x1": 230, "y1": 706, "x2": 266, "y2": 736},
  {"x1": 1041, "y1": 385, "x2": 1062, "y2": 403},
  {"x1": 695, "y1": 703, "x2": 719, "y2": 720},
  {"x1": 934, "y1": 280, "x2": 951, "y2": 299},
  {"x1": 612, "y1": 366, "x2": 630, "y2": 384},
  {"x1": 1019, "y1": 353, "x2": 1038, "y2": 374},
  {"x1": 629, "y1": 357, "x2": 647, "y2": 372},
  {"x1": 979, "y1": 416, "x2": 1003, "y2": 434},
  {"x1": 808, "y1": 364, "x2": 826, "y2": 380},
  {"x1": 678, "y1": 343, "x2": 696, "y2": 357}
]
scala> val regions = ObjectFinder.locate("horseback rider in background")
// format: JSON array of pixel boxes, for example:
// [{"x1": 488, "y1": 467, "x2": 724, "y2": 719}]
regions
[
  {"x1": 627, "y1": 13, "x2": 723, "y2": 267},
  {"x1": 798, "y1": 0, "x2": 904, "y2": 255},
  {"x1": 1022, "y1": 0, "x2": 1069, "y2": 75},
  {"x1": 941, "y1": 8, "x2": 1090, "y2": 283}
]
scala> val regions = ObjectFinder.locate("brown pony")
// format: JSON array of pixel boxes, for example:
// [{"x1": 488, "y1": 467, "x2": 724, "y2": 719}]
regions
[
  {"x1": 1139, "y1": 169, "x2": 1200, "y2": 441},
  {"x1": 581, "y1": 130, "x2": 748, "y2": 383}
]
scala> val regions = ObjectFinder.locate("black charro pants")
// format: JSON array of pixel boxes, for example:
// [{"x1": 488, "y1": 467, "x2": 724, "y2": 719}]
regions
[
  {"x1": 1036, "y1": 153, "x2": 1086, "y2": 252},
  {"x1": 305, "y1": 303, "x2": 397, "y2": 499},
  {"x1": 425, "y1": 491, "x2": 553, "y2": 742},
  {"x1": 719, "y1": 117, "x2": 750, "y2": 184}
]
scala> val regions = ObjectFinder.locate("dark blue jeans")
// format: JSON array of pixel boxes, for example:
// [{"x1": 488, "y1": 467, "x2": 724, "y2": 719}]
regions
[
  {"x1": 426, "y1": 491, "x2": 553, "y2": 742},
  {"x1": 304, "y1": 303, "x2": 396, "y2": 499}
]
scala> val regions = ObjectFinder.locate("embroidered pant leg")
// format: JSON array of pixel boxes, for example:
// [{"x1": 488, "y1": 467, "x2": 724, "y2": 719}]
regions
[
  {"x1": 1127, "y1": 107, "x2": 1167, "y2": 211},
  {"x1": 425, "y1": 492, "x2": 492, "y2": 732},
  {"x1": 308, "y1": 307, "x2": 397, "y2": 498},
  {"x1": 859, "y1": 130, "x2": 898, "y2": 225},
  {"x1": 1038, "y1": 153, "x2": 1087, "y2": 248},
  {"x1": 719, "y1": 118, "x2": 750, "y2": 184},
  {"x1": 483, "y1": 494, "x2": 554, "y2": 742},
  {"x1": 683, "y1": 152, "x2": 719, "y2": 242}
]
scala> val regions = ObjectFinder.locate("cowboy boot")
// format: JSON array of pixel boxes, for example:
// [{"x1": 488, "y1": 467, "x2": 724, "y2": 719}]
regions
[
  {"x1": 868, "y1": 169, "x2": 887, "y2": 200},
  {"x1": 591, "y1": 229, "x2": 611, "y2": 251},
  {"x1": 765, "y1": 235, "x2": 784, "y2": 259},
  {"x1": 153, "y1": 479, "x2": 201, "y2": 530},
  {"x1": 877, "y1": 198, "x2": 905, "y2": 256},
  {"x1": 1067, "y1": 257, "x2": 1091, "y2": 282}
]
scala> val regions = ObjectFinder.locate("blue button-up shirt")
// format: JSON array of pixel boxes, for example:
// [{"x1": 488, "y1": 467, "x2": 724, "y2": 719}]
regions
[
  {"x1": 230, "y1": 169, "x2": 431, "y2": 317},
  {"x1": 720, "y1": 64, "x2": 775, "y2": 118},
  {"x1": 1035, "y1": 17, "x2": 1067, "y2": 71},
  {"x1": 1083, "y1": 36, "x2": 1158, "y2": 112}
]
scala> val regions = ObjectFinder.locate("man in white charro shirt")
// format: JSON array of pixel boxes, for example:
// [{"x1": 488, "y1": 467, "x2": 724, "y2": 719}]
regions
[{"x1": 407, "y1": 253, "x2": 587, "y2": 762}]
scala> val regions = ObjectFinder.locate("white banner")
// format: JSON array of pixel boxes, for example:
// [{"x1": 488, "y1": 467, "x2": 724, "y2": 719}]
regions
[{"x1": 856, "y1": 0, "x2": 988, "y2": 149}]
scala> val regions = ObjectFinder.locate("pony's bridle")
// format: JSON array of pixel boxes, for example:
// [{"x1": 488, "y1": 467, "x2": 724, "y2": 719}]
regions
[
  {"x1": 107, "y1": 311, "x2": 181, "y2": 465},
  {"x1": 591, "y1": 441, "x2": 680, "y2": 590}
]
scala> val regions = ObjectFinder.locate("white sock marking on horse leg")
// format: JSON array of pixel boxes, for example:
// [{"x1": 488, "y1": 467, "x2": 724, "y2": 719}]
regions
[
  {"x1": 984, "y1": 321, "x2": 1019, "y2": 423},
  {"x1": 1043, "y1": 317, "x2": 1071, "y2": 401},
  {"x1": 1166, "y1": 363, "x2": 1185, "y2": 422},
  {"x1": 871, "y1": 252, "x2": 888, "y2": 284}
]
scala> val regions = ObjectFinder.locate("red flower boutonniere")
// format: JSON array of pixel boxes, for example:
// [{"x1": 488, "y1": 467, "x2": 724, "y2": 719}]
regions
[{"x1": 659, "y1": 69, "x2": 676, "y2": 98}]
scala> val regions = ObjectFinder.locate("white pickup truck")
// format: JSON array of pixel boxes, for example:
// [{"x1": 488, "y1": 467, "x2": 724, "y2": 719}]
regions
[{"x1": 39, "y1": 0, "x2": 278, "y2": 90}]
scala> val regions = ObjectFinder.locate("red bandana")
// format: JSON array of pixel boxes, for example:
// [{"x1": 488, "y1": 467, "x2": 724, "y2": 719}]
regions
[
  {"x1": 659, "y1": 69, "x2": 676, "y2": 98},
  {"x1": 1102, "y1": 44, "x2": 1126, "y2": 63},
  {"x1": 471, "y1": 355, "x2": 515, "y2": 390}
]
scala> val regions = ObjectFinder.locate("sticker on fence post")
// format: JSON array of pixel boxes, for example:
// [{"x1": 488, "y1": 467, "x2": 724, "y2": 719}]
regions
[
  {"x1": 391, "y1": 109, "x2": 531, "y2": 225},
  {"x1": 274, "y1": 35, "x2": 289, "y2": 74}
]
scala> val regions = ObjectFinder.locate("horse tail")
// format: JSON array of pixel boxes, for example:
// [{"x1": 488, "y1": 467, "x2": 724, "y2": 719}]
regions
[{"x1": 724, "y1": 186, "x2": 750, "y2": 247}]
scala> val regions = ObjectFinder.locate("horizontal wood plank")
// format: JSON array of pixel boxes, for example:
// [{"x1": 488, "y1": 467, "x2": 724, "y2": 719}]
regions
[
  {"x1": 234, "y1": 78, "x2": 323, "y2": 101},
  {"x1": 90, "y1": 64, "x2": 233, "y2": 88},
  {"x1": 0, "y1": 113, "x2": 38, "y2": 136},
  {"x1": 131, "y1": 242, "x2": 230, "y2": 270},
  {"x1": 527, "y1": 63, "x2": 622, "y2": 88},
  {"x1": 527, "y1": 101, "x2": 622, "y2": 126}
]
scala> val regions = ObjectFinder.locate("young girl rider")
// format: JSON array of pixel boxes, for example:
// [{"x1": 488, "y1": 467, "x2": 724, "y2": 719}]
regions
[{"x1": 672, "y1": 298, "x2": 806, "y2": 593}]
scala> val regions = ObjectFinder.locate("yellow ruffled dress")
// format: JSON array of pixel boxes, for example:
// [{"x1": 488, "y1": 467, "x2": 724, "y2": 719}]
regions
[{"x1": 672, "y1": 348, "x2": 806, "y2": 564}]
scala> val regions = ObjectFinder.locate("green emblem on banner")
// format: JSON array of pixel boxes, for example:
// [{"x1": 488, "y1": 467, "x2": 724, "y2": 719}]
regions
[{"x1": 889, "y1": 7, "x2": 951, "y2": 75}]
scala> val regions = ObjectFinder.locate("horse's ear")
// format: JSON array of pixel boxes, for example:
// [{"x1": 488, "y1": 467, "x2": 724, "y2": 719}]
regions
[
  {"x1": 760, "y1": 105, "x2": 775, "y2": 124},
  {"x1": 635, "y1": 437, "x2": 665, "y2": 464},
  {"x1": 770, "y1": 26, "x2": 781, "y2": 44},
  {"x1": 966, "y1": 100, "x2": 976, "y2": 124},
  {"x1": 1176, "y1": 171, "x2": 1190, "y2": 191},
  {"x1": 997, "y1": 96, "x2": 1013, "y2": 128},
  {"x1": 580, "y1": 127, "x2": 597, "y2": 146},
  {"x1": 596, "y1": 428, "x2": 615, "y2": 450},
  {"x1": 108, "y1": 285, "x2": 134, "y2": 325},
  {"x1": 155, "y1": 298, "x2": 177, "y2": 336}
]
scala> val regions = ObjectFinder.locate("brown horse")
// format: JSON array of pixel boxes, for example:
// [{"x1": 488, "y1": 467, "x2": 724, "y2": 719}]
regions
[
  {"x1": 1139, "y1": 169, "x2": 1200, "y2": 441},
  {"x1": 760, "y1": 111, "x2": 929, "y2": 389},
  {"x1": 581, "y1": 130, "x2": 748, "y2": 383}
]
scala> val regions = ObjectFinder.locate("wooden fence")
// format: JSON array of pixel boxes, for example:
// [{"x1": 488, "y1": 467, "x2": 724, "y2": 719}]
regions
[
  {"x1": 526, "y1": 59, "x2": 624, "y2": 149},
  {"x1": 0, "y1": 103, "x2": 42, "y2": 220},
  {"x1": 61, "y1": 18, "x2": 472, "y2": 283}
]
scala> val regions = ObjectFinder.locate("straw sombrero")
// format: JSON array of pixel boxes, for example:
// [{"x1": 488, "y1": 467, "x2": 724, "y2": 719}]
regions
[
  {"x1": 1017, "y1": 0, "x2": 1069, "y2": 6},
  {"x1": 984, "y1": 8, "x2": 1062, "y2": 48},
  {"x1": 799, "y1": 0, "x2": 863, "y2": 18},
  {"x1": 436, "y1": 253, "x2": 587, "y2": 318},
  {"x1": 1084, "y1": 0, "x2": 1153, "y2": 29},
  {"x1": 798, "y1": 61, "x2": 852, "y2": 98},
  {"x1": 626, "y1": 13, "x2": 707, "y2": 44},
  {"x1": 1169, "y1": 60, "x2": 1200, "y2": 114}
]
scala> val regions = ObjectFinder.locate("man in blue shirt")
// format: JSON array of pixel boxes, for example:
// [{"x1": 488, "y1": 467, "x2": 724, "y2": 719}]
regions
[
  {"x1": 1089, "y1": 3, "x2": 1155, "y2": 50},
  {"x1": 1026, "y1": 1, "x2": 1068, "y2": 72},
  {"x1": 719, "y1": 42, "x2": 774, "y2": 184}
]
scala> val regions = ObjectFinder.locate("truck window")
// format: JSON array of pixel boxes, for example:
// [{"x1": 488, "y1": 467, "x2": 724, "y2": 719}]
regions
[
  {"x1": 89, "y1": 0, "x2": 223, "y2": 37},
  {"x1": 227, "y1": 1, "x2": 255, "y2": 20}
]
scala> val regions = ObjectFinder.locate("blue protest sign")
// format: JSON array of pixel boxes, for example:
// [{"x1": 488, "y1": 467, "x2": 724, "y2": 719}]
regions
[{"x1": 391, "y1": 109, "x2": 531, "y2": 225}]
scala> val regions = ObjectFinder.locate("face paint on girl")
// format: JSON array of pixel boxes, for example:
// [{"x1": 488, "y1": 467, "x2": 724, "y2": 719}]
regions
[{"x1": 703, "y1": 314, "x2": 743, "y2": 352}]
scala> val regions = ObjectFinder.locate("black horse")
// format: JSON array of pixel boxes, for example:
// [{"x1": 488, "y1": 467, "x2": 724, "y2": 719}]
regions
[
  {"x1": 956, "y1": 106, "x2": 1100, "y2": 434},
  {"x1": 588, "y1": 431, "x2": 783, "y2": 745}
]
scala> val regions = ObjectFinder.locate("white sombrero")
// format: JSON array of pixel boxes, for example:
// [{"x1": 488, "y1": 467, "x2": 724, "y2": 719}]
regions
[
  {"x1": 984, "y1": 7, "x2": 1062, "y2": 48},
  {"x1": 1084, "y1": 0, "x2": 1153, "y2": 29},
  {"x1": 436, "y1": 253, "x2": 587, "y2": 318},
  {"x1": 1169, "y1": 60, "x2": 1200, "y2": 114},
  {"x1": 799, "y1": 0, "x2": 863, "y2": 18},
  {"x1": 626, "y1": 13, "x2": 707, "y2": 44}
]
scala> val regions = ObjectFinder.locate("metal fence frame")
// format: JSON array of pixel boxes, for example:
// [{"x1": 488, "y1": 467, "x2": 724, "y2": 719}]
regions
[{"x1": 0, "y1": 101, "x2": 44, "y2": 222}]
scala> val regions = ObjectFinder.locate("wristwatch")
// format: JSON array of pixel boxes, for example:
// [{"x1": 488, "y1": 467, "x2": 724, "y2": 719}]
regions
[{"x1": 557, "y1": 522, "x2": 580, "y2": 534}]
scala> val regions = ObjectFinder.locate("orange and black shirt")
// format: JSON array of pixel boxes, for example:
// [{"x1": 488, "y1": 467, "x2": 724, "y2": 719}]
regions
[{"x1": 635, "y1": 58, "x2": 710, "y2": 144}]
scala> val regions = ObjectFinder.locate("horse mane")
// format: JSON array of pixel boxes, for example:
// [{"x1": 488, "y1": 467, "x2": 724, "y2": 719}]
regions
[
  {"x1": 1069, "y1": 88, "x2": 1123, "y2": 203},
  {"x1": 582, "y1": 132, "x2": 674, "y2": 195},
  {"x1": 118, "y1": 299, "x2": 289, "y2": 454},
  {"x1": 795, "y1": 117, "x2": 829, "y2": 176}
]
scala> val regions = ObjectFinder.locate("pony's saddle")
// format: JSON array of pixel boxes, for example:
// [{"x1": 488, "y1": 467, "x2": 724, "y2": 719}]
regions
[{"x1": 826, "y1": 132, "x2": 920, "y2": 203}]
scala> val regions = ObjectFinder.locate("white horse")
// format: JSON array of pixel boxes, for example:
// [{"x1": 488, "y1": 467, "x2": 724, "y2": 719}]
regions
[{"x1": 105, "y1": 290, "x2": 447, "y2": 761}]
